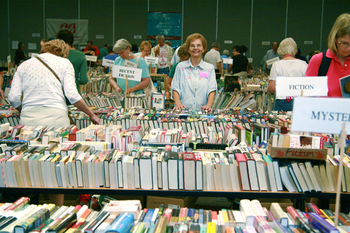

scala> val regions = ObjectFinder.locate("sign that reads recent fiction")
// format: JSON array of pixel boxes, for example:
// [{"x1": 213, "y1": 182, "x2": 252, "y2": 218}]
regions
[
  {"x1": 276, "y1": 76, "x2": 328, "y2": 99},
  {"x1": 291, "y1": 97, "x2": 350, "y2": 134},
  {"x1": 112, "y1": 65, "x2": 142, "y2": 82}
]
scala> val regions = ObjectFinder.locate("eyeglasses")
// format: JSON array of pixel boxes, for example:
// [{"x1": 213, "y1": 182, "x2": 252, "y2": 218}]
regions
[
  {"x1": 337, "y1": 39, "x2": 350, "y2": 48},
  {"x1": 116, "y1": 50, "x2": 126, "y2": 56}
]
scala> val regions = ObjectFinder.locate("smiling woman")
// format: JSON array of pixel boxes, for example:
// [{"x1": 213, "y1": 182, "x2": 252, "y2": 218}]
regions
[
  {"x1": 306, "y1": 13, "x2": 350, "y2": 97},
  {"x1": 170, "y1": 33, "x2": 217, "y2": 112}
]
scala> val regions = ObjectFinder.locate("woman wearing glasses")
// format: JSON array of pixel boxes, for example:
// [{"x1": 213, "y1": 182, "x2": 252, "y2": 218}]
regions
[
  {"x1": 109, "y1": 39, "x2": 151, "y2": 94},
  {"x1": 306, "y1": 13, "x2": 350, "y2": 97}
]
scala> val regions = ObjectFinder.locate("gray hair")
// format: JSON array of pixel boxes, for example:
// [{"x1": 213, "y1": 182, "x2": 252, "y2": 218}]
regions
[
  {"x1": 155, "y1": 34, "x2": 164, "y2": 41},
  {"x1": 222, "y1": 49, "x2": 230, "y2": 56},
  {"x1": 277, "y1": 37, "x2": 297, "y2": 57},
  {"x1": 211, "y1": 42, "x2": 220, "y2": 48},
  {"x1": 113, "y1": 38, "x2": 131, "y2": 53}
]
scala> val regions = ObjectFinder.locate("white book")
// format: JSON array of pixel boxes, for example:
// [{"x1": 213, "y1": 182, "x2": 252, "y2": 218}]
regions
[
  {"x1": 279, "y1": 166, "x2": 298, "y2": 192},
  {"x1": 232, "y1": 210, "x2": 245, "y2": 228},
  {"x1": 151, "y1": 208, "x2": 159, "y2": 225},
  {"x1": 313, "y1": 165, "x2": 326, "y2": 191},
  {"x1": 326, "y1": 160, "x2": 335, "y2": 192},
  {"x1": 273, "y1": 160, "x2": 284, "y2": 191},
  {"x1": 298, "y1": 162, "x2": 315, "y2": 192},
  {"x1": 240, "y1": 199, "x2": 256, "y2": 226},
  {"x1": 265, "y1": 159, "x2": 277, "y2": 192},
  {"x1": 291, "y1": 162, "x2": 308, "y2": 192},
  {"x1": 152, "y1": 153, "x2": 158, "y2": 190},
  {"x1": 228, "y1": 157, "x2": 241, "y2": 191},
  {"x1": 305, "y1": 161, "x2": 322, "y2": 192},
  {"x1": 109, "y1": 158, "x2": 116, "y2": 189},
  {"x1": 139, "y1": 155, "x2": 153, "y2": 189},
  {"x1": 251, "y1": 200, "x2": 267, "y2": 219},
  {"x1": 270, "y1": 202, "x2": 289, "y2": 228},
  {"x1": 95, "y1": 213, "x2": 119, "y2": 233},
  {"x1": 162, "y1": 157, "x2": 168, "y2": 190},
  {"x1": 122, "y1": 155, "x2": 130, "y2": 189}
]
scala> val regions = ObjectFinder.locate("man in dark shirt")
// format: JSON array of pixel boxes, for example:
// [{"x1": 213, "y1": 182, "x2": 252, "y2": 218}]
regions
[{"x1": 15, "y1": 42, "x2": 27, "y2": 66}]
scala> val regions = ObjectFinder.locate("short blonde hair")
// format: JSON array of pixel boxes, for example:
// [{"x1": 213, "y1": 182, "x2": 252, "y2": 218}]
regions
[
  {"x1": 113, "y1": 38, "x2": 131, "y2": 53},
  {"x1": 328, "y1": 13, "x2": 350, "y2": 54},
  {"x1": 185, "y1": 33, "x2": 208, "y2": 54},
  {"x1": 277, "y1": 37, "x2": 297, "y2": 57},
  {"x1": 140, "y1": 41, "x2": 152, "y2": 51},
  {"x1": 178, "y1": 44, "x2": 190, "y2": 58},
  {"x1": 40, "y1": 39, "x2": 69, "y2": 58}
]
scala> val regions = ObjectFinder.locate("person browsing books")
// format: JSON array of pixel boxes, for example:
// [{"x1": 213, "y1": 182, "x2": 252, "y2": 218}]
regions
[
  {"x1": 135, "y1": 41, "x2": 156, "y2": 74},
  {"x1": 8, "y1": 39, "x2": 100, "y2": 129},
  {"x1": 268, "y1": 37, "x2": 308, "y2": 111},
  {"x1": 171, "y1": 33, "x2": 217, "y2": 112},
  {"x1": 305, "y1": 13, "x2": 350, "y2": 97},
  {"x1": 109, "y1": 38, "x2": 151, "y2": 94}
]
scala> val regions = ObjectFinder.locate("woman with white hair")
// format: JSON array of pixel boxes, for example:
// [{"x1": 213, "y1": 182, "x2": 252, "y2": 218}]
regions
[
  {"x1": 268, "y1": 37, "x2": 308, "y2": 111},
  {"x1": 109, "y1": 38, "x2": 151, "y2": 94}
]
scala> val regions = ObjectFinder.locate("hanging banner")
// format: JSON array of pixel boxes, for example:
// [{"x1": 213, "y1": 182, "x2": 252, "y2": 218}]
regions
[
  {"x1": 147, "y1": 12, "x2": 182, "y2": 47},
  {"x1": 46, "y1": 19, "x2": 88, "y2": 44}
]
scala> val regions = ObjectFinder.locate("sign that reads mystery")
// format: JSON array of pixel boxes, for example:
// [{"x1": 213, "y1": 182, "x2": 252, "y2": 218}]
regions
[
  {"x1": 102, "y1": 58, "x2": 114, "y2": 67},
  {"x1": 112, "y1": 65, "x2": 142, "y2": 82},
  {"x1": 291, "y1": 97, "x2": 350, "y2": 134},
  {"x1": 276, "y1": 76, "x2": 328, "y2": 99},
  {"x1": 144, "y1": 56, "x2": 158, "y2": 65}
]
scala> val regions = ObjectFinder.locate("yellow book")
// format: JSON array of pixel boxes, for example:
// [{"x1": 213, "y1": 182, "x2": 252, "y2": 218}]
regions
[{"x1": 207, "y1": 222, "x2": 216, "y2": 233}]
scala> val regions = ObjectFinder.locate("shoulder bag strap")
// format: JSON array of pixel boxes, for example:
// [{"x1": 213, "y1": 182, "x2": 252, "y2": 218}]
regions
[
  {"x1": 136, "y1": 56, "x2": 140, "y2": 68},
  {"x1": 318, "y1": 49, "x2": 331, "y2": 76},
  {"x1": 36, "y1": 56, "x2": 62, "y2": 84}
]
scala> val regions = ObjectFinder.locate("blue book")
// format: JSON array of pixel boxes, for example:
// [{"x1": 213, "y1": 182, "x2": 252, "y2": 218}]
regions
[
  {"x1": 106, "y1": 213, "x2": 134, "y2": 233},
  {"x1": 198, "y1": 209, "x2": 204, "y2": 225},
  {"x1": 187, "y1": 208, "x2": 195, "y2": 222},
  {"x1": 142, "y1": 209, "x2": 155, "y2": 229},
  {"x1": 309, "y1": 213, "x2": 339, "y2": 233}
]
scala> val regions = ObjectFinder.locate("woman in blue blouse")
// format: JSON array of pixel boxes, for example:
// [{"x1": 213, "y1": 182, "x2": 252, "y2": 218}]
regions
[
  {"x1": 109, "y1": 39, "x2": 151, "y2": 94},
  {"x1": 171, "y1": 33, "x2": 217, "y2": 112}
]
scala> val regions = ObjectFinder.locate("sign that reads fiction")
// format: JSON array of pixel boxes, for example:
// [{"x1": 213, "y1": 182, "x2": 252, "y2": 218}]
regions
[
  {"x1": 112, "y1": 65, "x2": 142, "y2": 82},
  {"x1": 144, "y1": 56, "x2": 158, "y2": 65},
  {"x1": 276, "y1": 76, "x2": 328, "y2": 99},
  {"x1": 291, "y1": 97, "x2": 350, "y2": 134}
]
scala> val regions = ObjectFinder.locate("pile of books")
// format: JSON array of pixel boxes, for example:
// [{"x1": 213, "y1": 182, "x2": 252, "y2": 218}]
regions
[{"x1": 0, "y1": 197, "x2": 347, "y2": 233}]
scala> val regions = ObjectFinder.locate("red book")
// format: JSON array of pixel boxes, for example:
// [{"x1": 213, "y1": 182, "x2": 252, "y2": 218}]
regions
[
  {"x1": 68, "y1": 126, "x2": 79, "y2": 141},
  {"x1": 286, "y1": 206, "x2": 301, "y2": 221},
  {"x1": 235, "y1": 153, "x2": 250, "y2": 191}
]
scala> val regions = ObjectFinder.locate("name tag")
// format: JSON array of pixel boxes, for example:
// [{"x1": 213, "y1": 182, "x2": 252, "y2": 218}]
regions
[
  {"x1": 275, "y1": 76, "x2": 328, "y2": 99},
  {"x1": 124, "y1": 59, "x2": 137, "y2": 68},
  {"x1": 112, "y1": 65, "x2": 142, "y2": 82},
  {"x1": 102, "y1": 58, "x2": 115, "y2": 67},
  {"x1": 199, "y1": 71, "x2": 209, "y2": 79},
  {"x1": 266, "y1": 57, "x2": 279, "y2": 66},
  {"x1": 145, "y1": 56, "x2": 158, "y2": 65}
]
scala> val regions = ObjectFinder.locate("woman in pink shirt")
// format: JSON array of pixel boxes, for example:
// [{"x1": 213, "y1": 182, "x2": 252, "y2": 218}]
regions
[{"x1": 306, "y1": 13, "x2": 350, "y2": 97}]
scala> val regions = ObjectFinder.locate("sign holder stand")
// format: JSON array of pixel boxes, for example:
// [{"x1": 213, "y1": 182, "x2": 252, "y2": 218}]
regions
[
  {"x1": 124, "y1": 76, "x2": 128, "y2": 110},
  {"x1": 334, "y1": 122, "x2": 346, "y2": 227}
]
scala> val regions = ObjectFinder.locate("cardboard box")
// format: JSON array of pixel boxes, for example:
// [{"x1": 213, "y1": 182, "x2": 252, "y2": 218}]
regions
[
  {"x1": 194, "y1": 197, "x2": 233, "y2": 209},
  {"x1": 268, "y1": 145, "x2": 327, "y2": 160},
  {"x1": 146, "y1": 196, "x2": 197, "y2": 209}
]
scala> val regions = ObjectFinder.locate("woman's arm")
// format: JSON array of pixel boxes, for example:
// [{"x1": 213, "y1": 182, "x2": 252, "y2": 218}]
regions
[
  {"x1": 201, "y1": 91, "x2": 215, "y2": 112},
  {"x1": 268, "y1": 80, "x2": 276, "y2": 94},
  {"x1": 165, "y1": 77, "x2": 173, "y2": 91},
  {"x1": 73, "y1": 99, "x2": 100, "y2": 124},
  {"x1": 78, "y1": 56, "x2": 89, "y2": 85},
  {"x1": 173, "y1": 90, "x2": 186, "y2": 111},
  {"x1": 125, "y1": 77, "x2": 151, "y2": 94},
  {"x1": 109, "y1": 73, "x2": 122, "y2": 93}
]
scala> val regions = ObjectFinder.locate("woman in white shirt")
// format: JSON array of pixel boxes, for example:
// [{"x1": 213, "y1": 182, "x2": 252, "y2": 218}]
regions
[
  {"x1": 268, "y1": 37, "x2": 308, "y2": 111},
  {"x1": 9, "y1": 39, "x2": 100, "y2": 128}
]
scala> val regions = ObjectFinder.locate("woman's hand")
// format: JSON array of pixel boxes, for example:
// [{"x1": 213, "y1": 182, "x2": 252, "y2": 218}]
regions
[
  {"x1": 115, "y1": 87, "x2": 123, "y2": 93},
  {"x1": 90, "y1": 114, "x2": 101, "y2": 125},
  {"x1": 201, "y1": 105, "x2": 212, "y2": 113},
  {"x1": 173, "y1": 103, "x2": 186, "y2": 112},
  {"x1": 125, "y1": 87, "x2": 135, "y2": 94}
]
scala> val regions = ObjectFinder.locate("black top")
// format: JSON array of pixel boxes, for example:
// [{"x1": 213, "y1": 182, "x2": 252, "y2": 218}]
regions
[
  {"x1": 15, "y1": 49, "x2": 26, "y2": 65},
  {"x1": 230, "y1": 54, "x2": 248, "y2": 74}
]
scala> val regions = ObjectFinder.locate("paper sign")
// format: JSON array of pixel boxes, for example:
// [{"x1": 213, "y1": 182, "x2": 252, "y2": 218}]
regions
[
  {"x1": 7, "y1": 55, "x2": 11, "y2": 65},
  {"x1": 12, "y1": 41, "x2": 19, "y2": 49},
  {"x1": 32, "y1": 33, "x2": 40, "y2": 37},
  {"x1": 96, "y1": 35, "x2": 104, "y2": 39},
  {"x1": 248, "y1": 58, "x2": 253, "y2": 63},
  {"x1": 266, "y1": 57, "x2": 279, "y2": 66},
  {"x1": 30, "y1": 53, "x2": 39, "y2": 58},
  {"x1": 134, "y1": 35, "x2": 142, "y2": 39},
  {"x1": 224, "y1": 40, "x2": 233, "y2": 44},
  {"x1": 270, "y1": 147, "x2": 327, "y2": 160},
  {"x1": 102, "y1": 58, "x2": 115, "y2": 67},
  {"x1": 262, "y1": 41, "x2": 270, "y2": 45},
  {"x1": 222, "y1": 58, "x2": 233, "y2": 64},
  {"x1": 28, "y1": 43, "x2": 37, "y2": 50},
  {"x1": 291, "y1": 97, "x2": 350, "y2": 134},
  {"x1": 112, "y1": 65, "x2": 142, "y2": 82},
  {"x1": 275, "y1": 76, "x2": 328, "y2": 99},
  {"x1": 85, "y1": 55, "x2": 97, "y2": 62},
  {"x1": 124, "y1": 59, "x2": 137, "y2": 68},
  {"x1": 145, "y1": 56, "x2": 158, "y2": 65}
]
